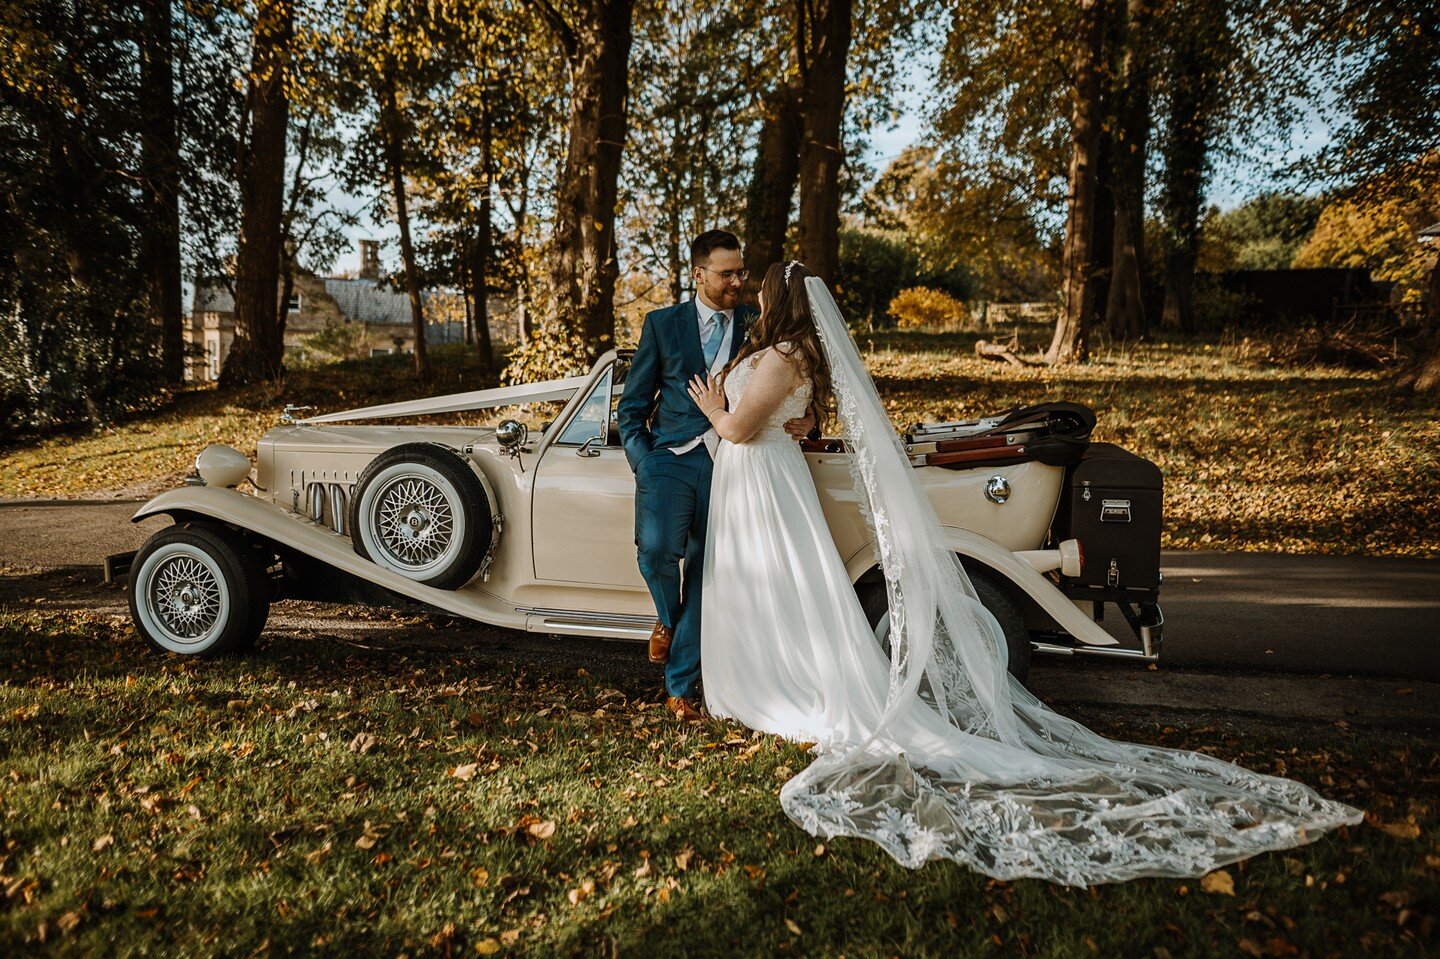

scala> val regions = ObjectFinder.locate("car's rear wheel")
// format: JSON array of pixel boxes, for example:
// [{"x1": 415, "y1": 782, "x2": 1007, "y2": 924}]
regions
[
  {"x1": 350, "y1": 443, "x2": 491, "y2": 590},
  {"x1": 857, "y1": 567, "x2": 1032, "y2": 684},
  {"x1": 129, "y1": 522, "x2": 270, "y2": 657}
]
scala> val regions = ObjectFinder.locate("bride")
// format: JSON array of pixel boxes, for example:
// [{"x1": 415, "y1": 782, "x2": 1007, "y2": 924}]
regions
[{"x1": 684, "y1": 260, "x2": 1362, "y2": 886}]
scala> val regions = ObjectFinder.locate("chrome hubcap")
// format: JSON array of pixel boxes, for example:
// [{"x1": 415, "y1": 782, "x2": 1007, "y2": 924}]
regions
[
  {"x1": 150, "y1": 557, "x2": 221, "y2": 638},
  {"x1": 375, "y1": 477, "x2": 454, "y2": 568}
]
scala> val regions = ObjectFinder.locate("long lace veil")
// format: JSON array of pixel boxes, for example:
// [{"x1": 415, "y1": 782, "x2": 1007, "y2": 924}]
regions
[{"x1": 779, "y1": 276, "x2": 1363, "y2": 884}]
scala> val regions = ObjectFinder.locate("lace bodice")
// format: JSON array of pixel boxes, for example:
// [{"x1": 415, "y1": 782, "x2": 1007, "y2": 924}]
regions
[{"x1": 724, "y1": 345, "x2": 813, "y2": 446}]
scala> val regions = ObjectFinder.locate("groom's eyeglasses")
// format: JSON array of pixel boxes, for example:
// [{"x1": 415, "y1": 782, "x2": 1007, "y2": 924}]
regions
[{"x1": 699, "y1": 267, "x2": 749, "y2": 283}]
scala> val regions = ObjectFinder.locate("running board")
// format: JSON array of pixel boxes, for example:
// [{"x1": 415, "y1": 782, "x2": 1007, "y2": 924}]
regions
[{"x1": 515, "y1": 606, "x2": 653, "y2": 640}]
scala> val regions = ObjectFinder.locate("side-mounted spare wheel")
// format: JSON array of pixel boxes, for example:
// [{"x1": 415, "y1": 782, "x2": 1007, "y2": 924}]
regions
[
  {"x1": 129, "y1": 521, "x2": 271, "y2": 657},
  {"x1": 349, "y1": 443, "x2": 492, "y2": 590},
  {"x1": 857, "y1": 567, "x2": 1032, "y2": 684}
]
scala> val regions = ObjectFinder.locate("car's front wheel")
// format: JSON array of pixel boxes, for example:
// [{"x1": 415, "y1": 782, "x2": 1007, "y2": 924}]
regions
[
  {"x1": 857, "y1": 567, "x2": 1032, "y2": 684},
  {"x1": 129, "y1": 522, "x2": 270, "y2": 657}
]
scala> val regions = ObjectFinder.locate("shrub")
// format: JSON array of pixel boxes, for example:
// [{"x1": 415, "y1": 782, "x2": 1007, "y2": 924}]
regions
[{"x1": 887, "y1": 287, "x2": 973, "y2": 331}]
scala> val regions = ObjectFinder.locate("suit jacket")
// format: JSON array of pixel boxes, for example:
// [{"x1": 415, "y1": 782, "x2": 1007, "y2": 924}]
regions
[{"x1": 617, "y1": 298, "x2": 758, "y2": 472}]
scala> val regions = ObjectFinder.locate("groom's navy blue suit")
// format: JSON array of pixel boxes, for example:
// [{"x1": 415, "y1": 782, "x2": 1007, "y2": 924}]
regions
[{"x1": 618, "y1": 298, "x2": 757, "y2": 699}]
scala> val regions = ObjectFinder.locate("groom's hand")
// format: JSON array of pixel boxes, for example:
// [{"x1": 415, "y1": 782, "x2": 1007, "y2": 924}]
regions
[{"x1": 784, "y1": 408, "x2": 817, "y2": 440}]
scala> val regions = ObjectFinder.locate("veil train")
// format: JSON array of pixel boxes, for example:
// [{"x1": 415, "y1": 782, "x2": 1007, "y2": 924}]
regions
[{"x1": 777, "y1": 276, "x2": 1362, "y2": 884}]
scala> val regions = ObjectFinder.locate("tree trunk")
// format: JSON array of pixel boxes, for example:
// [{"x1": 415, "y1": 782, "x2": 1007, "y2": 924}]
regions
[
  {"x1": 1157, "y1": 0, "x2": 1221, "y2": 335},
  {"x1": 795, "y1": 0, "x2": 853, "y2": 286},
  {"x1": 1105, "y1": 0, "x2": 1153, "y2": 341},
  {"x1": 1402, "y1": 254, "x2": 1440, "y2": 393},
  {"x1": 140, "y1": 0, "x2": 184, "y2": 384},
  {"x1": 544, "y1": 0, "x2": 635, "y2": 361},
  {"x1": 742, "y1": 83, "x2": 803, "y2": 304},
  {"x1": 1047, "y1": 0, "x2": 1107, "y2": 364},
  {"x1": 221, "y1": 0, "x2": 292, "y2": 387},
  {"x1": 471, "y1": 101, "x2": 496, "y2": 380},
  {"x1": 377, "y1": 77, "x2": 429, "y2": 380}
]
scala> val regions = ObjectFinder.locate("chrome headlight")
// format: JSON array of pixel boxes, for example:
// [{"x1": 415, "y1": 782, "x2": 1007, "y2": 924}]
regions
[{"x1": 495, "y1": 419, "x2": 528, "y2": 452}]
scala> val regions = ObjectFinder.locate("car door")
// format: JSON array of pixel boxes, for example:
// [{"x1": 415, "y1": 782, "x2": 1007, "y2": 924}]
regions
[{"x1": 530, "y1": 358, "x2": 649, "y2": 589}]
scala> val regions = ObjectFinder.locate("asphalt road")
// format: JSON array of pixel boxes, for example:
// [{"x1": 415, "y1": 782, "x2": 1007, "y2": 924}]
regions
[{"x1": 3, "y1": 499, "x2": 1438, "y2": 683}]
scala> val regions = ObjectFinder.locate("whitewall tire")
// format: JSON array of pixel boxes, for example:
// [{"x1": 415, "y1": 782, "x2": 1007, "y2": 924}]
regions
[
  {"x1": 129, "y1": 523, "x2": 270, "y2": 657},
  {"x1": 349, "y1": 444, "x2": 491, "y2": 590}
]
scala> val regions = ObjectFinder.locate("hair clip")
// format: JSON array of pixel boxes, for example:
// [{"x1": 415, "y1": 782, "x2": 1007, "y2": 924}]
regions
[{"x1": 784, "y1": 261, "x2": 797, "y2": 284}]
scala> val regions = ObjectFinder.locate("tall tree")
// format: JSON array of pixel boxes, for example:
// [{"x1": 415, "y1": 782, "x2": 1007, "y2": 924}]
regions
[
  {"x1": 139, "y1": 0, "x2": 185, "y2": 384},
  {"x1": 1103, "y1": 0, "x2": 1155, "y2": 340},
  {"x1": 1047, "y1": 0, "x2": 1108, "y2": 363},
  {"x1": 534, "y1": 0, "x2": 636, "y2": 362},
  {"x1": 221, "y1": 0, "x2": 294, "y2": 387},
  {"x1": 794, "y1": 0, "x2": 854, "y2": 284},
  {"x1": 1311, "y1": 1, "x2": 1440, "y2": 391}
]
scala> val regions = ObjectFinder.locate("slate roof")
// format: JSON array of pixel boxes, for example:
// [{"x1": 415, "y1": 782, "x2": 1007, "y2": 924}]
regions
[
  {"x1": 190, "y1": 277, "x2": 440, "y2": 328},
  {"x1": 324, "y1": 278, "x2": 418, "y2": 326}
]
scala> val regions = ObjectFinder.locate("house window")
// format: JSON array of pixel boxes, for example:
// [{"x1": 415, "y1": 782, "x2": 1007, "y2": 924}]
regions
[
  {"x1": 371, "y1": 348, "x2": 392, "y2": 357},
  {"x1": 207, "y1": 339, "x2": 220, "y2": 380},
  {"x1": 286, "y1": 294, "x2": 301, "y2": 313}
]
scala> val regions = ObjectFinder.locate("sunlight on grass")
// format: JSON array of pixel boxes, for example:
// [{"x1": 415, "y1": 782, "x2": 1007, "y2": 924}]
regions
[{"x1": 1, "y1": 604, "x2": 1436, "y2": 957}]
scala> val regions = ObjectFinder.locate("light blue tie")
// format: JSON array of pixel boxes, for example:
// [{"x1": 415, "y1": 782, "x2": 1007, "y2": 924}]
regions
[{"x1": 702, "y1": 312, "x2": 725, "y2": 367}]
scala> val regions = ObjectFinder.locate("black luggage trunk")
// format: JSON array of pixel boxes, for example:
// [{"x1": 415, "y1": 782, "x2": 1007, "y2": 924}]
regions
[{"x1": 1052, "y1": 443, "x2": 1163, "y2": 595}]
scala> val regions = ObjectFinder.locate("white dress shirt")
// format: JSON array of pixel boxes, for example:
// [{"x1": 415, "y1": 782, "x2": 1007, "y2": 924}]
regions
[{"x1": 673, "y1": 293, "x2": 734, "y2": 458}]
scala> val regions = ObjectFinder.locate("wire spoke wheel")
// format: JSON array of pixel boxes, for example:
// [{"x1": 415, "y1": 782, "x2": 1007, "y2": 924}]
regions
[
  {"x1": 374, "y1": 475, "x2": 457, "y2": 570},
  {"x1": 350, "y1": 446, "x2": 489, "y2": 590},
  {"x1": 148, "y1": 554, "x2": 223, "y2": 639}
]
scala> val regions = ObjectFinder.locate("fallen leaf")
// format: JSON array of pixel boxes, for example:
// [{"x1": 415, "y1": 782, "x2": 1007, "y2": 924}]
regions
[
  {"x1": 526, "y1": 819, "x2": 557, "y2": 840},
  {"x1": 1373, "y1": 820, "x2": 1420, "y2": 841},
  {"x1": 1200, "y1": 870, "x2": 1235, "y2": 896},
  {"x1": 474, "y1": 939, "x2": 501, "y2": 956},
  {"x1": 354, "y1": 821, "x2": 389, "y2": 850},
  {"x1": 785, "y1": 918, "x2": 801, "y2": 936},
  {"x1": 675, "y1": 847, "x2": 694, "y2": 871},
  {"x1": 349, "y1": 732, "x2": 378, "y2": 755},
  {"x1": 500, "y1": 929, "x2": 521, "y2": 946},
  {"x1": 472, "y1": 867, "x2": 490, "y2": 887},
  {"x1": 452, "y1": 763, "x2": 479, "y2": 782},
  {"x1": 92, "y1": 835, "x2": 114, "y2": 853}
]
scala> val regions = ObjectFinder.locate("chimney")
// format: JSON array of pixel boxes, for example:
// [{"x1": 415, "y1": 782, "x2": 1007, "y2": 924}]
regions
[{"x1": 358, "y1": 239, "x2": 380, "y2": 281}]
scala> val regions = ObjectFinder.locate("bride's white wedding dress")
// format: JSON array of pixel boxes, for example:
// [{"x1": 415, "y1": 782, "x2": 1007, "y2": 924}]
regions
[{"x1": 699, "y1": 278, "x2": 1362, "y2": 886}]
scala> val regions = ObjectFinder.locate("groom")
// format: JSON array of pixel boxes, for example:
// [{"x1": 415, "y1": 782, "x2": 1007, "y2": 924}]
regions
[{"x1": 618, "y1": 230, "x2": 814, "y2": 722}]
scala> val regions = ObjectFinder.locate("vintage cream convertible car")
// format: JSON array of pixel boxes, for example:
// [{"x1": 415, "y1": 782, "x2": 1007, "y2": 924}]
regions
[{"x1": 113, "y1": 350, "x2": 1165, "y2": 682}]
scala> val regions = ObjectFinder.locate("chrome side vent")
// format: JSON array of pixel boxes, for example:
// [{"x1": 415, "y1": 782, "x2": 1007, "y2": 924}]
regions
[{"x1": 329, "y1": 484, "x2": 347, "y2": 535}]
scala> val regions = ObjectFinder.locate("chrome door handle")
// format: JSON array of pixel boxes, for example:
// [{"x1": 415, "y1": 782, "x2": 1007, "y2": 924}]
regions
[{"x1": 576, "y1": 435, "x2": 604, "y2": 457}]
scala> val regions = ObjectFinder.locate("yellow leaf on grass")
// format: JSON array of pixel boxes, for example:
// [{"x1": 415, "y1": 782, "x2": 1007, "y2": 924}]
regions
[
  {"x1": 785, "y1": 919, "x2": 801, "y2": 936},
  {"x1": 675, "y1": 847, "x2": 694, "y2": 871},
  {"x1": 1200, "y1": 870, "x2": 1235, "y2": 895},
  {"x1": 92, "y1": 835, "x2": 114, "y2": 853},
  {"x1": 452, "y1": 763, "x2": 479, "y2": 781},
  {"x1": 526, "y1": 819, "x2": 557, "y2": 840},
  {"x1": 474, "y1": 939, "x2": 502, "y2": 956},
  {"x1": 1374, "y1": 820, "x2": 1420, "y2": 840}
]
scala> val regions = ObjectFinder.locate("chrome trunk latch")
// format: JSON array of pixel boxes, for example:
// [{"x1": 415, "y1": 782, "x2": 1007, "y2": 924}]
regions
[{"x1": 1106, "y1": 559, "x2": 1120, "y2": 588}]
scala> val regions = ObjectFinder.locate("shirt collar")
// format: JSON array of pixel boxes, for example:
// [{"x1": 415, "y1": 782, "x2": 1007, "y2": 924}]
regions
[{"x1": 694, "y1": 293, "x2": 733, "y2": 327}]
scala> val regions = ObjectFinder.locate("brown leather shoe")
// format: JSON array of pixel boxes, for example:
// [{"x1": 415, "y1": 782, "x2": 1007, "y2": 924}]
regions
[
  {"x1": 665, "y1": 695, "x2": 702, "y2": 724},
  {"x1": 648, "y1": 621, "x2": 674, "y2": 664}
]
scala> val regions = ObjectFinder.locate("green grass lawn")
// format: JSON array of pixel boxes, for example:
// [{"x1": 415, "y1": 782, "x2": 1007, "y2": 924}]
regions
[
  {"x1": 4, "y1": 333, "x2": 1437, "y2": 556},
  {"x1": 1, "y1": 605, "x2": 1436, "y2": 957}
]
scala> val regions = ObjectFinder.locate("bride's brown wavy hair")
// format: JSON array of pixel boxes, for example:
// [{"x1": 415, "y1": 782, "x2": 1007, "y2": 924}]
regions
[{"x1": 720, "y1": 260, "x2": 833, "y2": 421}]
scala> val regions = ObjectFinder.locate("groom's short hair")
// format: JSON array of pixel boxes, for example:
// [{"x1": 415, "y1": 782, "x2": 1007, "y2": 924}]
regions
[{"x1": 690, "y1": 229, "x2": 742, "y2": 268}]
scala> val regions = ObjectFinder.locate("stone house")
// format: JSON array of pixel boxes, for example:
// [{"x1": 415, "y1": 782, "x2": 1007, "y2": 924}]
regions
[{"x1": 186, "y1": 242, "x2": 473, "y2": 381}]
